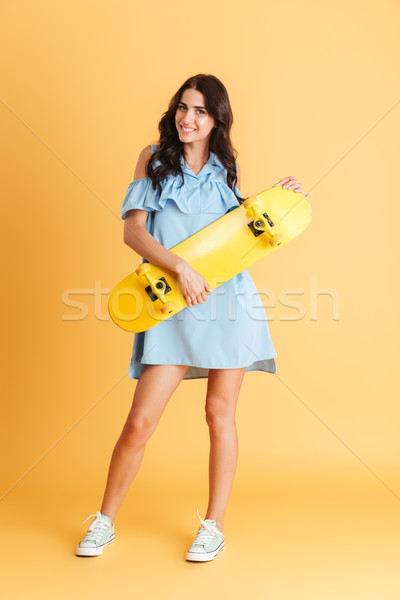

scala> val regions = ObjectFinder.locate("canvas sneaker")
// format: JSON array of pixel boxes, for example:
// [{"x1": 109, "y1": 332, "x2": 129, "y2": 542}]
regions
[
  {"x1": 185, "y1": 508, "x2": 225, "y2": 562},
  {"x1": 75, "y1": 511, "x2": 115, "y2": 556}
]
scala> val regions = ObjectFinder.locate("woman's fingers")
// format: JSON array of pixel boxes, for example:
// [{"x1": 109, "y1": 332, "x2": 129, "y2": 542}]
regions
[
  {"x1": 185, "y1": 285, "x2": 212, "y2": 307},
  {"x1": 177, "y1": 265, "x2": 213, "y2": 307},
  {"x1": 273, "y1": 176, "x2": 309, "y2": 199},
  {"x1": 187, "y1": 292, "x2": 208, "y2": 306},
  {"x1": 282, "y1": 178, "x2": 298, "y2": 189},
  {"x1": 273, "y1": 176, "x2": 291, "y2": 187},
  {"x1": 192, "y1": 291, "x2": 209, "y2": 305},
  {"x1": 290, "y1": 183, "x2": 305, "y2": 193},
  {"x1": 186, "y1": 291, "x2": 202, "y2": 306},
  {"x1": 278, "y1": 176, "x2": 308, "y2": 197},
  {"x1": 186, "y1": 293, "x2": 196, "y2": 306},
  {"x1": 290, "y1": 183, "x2": 309, "y2": 197}
]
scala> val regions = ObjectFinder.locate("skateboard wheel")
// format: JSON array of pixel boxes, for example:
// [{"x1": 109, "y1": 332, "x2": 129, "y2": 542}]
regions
[
  {"x1": 136, "y1": 263, "x2": 151, "y2": 276},
  {"x1": 161, "y1": 301, "x2": 175, "y2": 315},
  {"x1": 270, "y1": 234, "x2": 284, "y2": 246},
  {"x1": 243, "y1": 197, "x2": 257, "y2": 209}
]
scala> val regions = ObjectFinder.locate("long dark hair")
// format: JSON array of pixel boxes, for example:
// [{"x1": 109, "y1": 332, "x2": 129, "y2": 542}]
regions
[{"x1": 147, "y1": 74, "x2": 242, "y2": 203}]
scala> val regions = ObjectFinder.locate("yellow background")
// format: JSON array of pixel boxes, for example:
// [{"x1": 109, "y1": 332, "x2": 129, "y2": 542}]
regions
[{"x1": 1, "y1": 0, "x2": 400, "y2": 598}]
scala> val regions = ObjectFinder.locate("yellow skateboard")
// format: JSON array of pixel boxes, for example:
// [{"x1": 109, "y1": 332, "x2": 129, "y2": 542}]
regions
[{"x1": 109, "y1": 186, "x2": 311, "y2": 332}]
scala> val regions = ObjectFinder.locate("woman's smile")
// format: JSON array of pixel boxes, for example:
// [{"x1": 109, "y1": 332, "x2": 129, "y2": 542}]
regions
[{"x1": 180, "y1": 125, "x2": 196, "y2": 133}]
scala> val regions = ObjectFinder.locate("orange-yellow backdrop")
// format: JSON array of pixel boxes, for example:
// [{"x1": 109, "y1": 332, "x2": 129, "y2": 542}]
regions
[{"x1": 1, "y1": 0, "x2": 400, "y2": 598}]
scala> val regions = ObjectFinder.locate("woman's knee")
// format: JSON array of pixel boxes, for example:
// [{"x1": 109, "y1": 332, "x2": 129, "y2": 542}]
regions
[
  {"x1": 122, "y1": 412, "x2": 156, "y2": 446},
  {"x1": 205, "y1": 399, "x2": 236, "y2": 433}
]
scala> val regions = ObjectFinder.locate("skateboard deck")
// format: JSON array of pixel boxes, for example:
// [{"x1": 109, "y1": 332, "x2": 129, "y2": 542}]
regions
[{"x1": 109, "y1": 186, "x2": 312, "y2": 332}]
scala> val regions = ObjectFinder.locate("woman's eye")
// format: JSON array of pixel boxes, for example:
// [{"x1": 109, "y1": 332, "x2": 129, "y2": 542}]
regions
[{"x1": 177, "y1": 105, "x2": 205, "y2": 114}]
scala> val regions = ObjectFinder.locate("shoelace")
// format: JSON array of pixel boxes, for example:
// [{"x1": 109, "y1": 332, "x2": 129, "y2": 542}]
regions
[
  {"x1": 81, "y1": 511, "x2": 110, "y2": 542},
  {"x1": 193, "y1": 507, "x2": 223, "y2": 545}
]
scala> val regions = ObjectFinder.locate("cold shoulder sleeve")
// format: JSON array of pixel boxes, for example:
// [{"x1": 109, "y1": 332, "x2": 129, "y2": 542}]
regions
[
  {"x1": 121, "y1": 177, "x2": 161, "y2": 219},
  {"x1": 121, "y1": 145, "x2": 242, "y2": 219}
]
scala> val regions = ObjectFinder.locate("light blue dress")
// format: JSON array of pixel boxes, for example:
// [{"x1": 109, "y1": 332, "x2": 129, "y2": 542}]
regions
[{"x1": 120, "y1": 144, "x2": 277, "y2": 380}]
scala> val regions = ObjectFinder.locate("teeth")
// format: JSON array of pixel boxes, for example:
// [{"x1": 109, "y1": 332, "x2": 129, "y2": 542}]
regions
[{"x1": 182, "y1": 126, "x2": 195, "y2": 132}]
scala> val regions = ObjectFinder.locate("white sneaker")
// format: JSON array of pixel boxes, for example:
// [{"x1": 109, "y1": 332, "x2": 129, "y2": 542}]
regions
[
  {"x1": 75, "y1": 511, "x2": 115, "y2": 556},
  {"x1": 185, "y1": 508, "x2": 225, "y2": 562}
]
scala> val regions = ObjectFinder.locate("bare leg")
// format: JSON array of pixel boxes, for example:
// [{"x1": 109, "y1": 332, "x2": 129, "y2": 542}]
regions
[
  {"x1": 100, "y1": 364, "x2": 189, "y2": 524},
  {"x1": 203, "y1": 367, "x2": 247, "y2": 532}
]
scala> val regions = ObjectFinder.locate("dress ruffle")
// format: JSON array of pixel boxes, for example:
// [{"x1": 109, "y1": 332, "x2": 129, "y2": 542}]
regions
[{"x1": 121, "y1": 151, "x2": 242, "y2": 219}]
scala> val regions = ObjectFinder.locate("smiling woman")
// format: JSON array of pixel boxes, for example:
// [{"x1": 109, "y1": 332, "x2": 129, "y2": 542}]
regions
[
  {"x1": 147, "y1": 74, "x2": 240, "y2": 200},
  {"x1": 75, "y1": 73, "x2": 307, "y2": 564}
]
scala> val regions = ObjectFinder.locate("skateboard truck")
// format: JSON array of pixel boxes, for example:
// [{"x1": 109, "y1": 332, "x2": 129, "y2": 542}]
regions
[
  {"x1": 243, "y1": 197, "x2": 283, "y2": 246},
  {"x1": 135, "y1": 263, "x2": 176, "y2": 314}
]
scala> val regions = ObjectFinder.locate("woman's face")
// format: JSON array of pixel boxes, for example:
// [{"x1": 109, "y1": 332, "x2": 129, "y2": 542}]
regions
[{"x1": 175, "y1": 88, "x2": 216, "y2": 146}]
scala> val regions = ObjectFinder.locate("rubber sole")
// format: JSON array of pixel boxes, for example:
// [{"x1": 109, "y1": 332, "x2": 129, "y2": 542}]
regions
[
  {"x1": 185, "y1": 540, "x2": 225, "y2": 562},
  {"x1": 75, "y1": 534, "x2": 115, "y2": 557}
]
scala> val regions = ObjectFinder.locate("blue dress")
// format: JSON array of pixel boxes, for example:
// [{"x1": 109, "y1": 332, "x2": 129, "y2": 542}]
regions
[{"x1": 120, "y1": 144, "x2": 277, "y2": 380}]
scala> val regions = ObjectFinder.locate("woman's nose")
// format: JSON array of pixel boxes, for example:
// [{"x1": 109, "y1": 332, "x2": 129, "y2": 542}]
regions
[{"x1": 183, "y1": 109, "x2": 195, "y2": 123}]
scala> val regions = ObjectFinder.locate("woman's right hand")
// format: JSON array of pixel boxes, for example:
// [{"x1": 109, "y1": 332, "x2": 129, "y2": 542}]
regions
[{"x1": 175, "y1": 260, "x2": 213, "y2": 307}]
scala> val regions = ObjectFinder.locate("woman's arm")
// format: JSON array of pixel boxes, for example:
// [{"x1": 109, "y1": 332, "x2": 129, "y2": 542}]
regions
[
  {"x1": 124, "y1": 144, "x2": 186, "y2": 273},
  {"x1": 123, "y1": 147, "x2": 212, "y2": 307},
  {"x1": 132, "y1": 145, "x2": 151, "y2": 181},
  {"x1": 124, "y1": 209, "x2": 184, "y2": 274}
]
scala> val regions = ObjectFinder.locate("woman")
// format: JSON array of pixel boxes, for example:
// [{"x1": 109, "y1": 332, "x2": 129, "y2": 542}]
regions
[{"x1": 75, "y1": 74, "x2": 307, "y2": 561}]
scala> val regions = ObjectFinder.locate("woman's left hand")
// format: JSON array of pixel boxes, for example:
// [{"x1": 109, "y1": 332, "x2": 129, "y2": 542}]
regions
[{"x1": 273, "y1": 176, "x2": 308, "y2": 199}]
